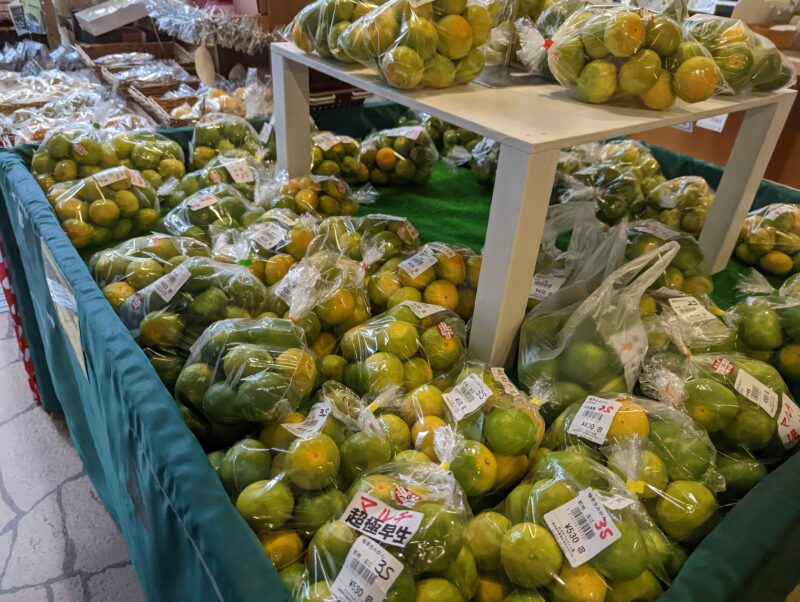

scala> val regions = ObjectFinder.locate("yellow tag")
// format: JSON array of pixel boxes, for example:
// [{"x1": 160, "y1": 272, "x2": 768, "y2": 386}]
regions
[
  {"x1": 366, "y1": 401, "x2": 380, "y2": 414},
  {"x1": 439, "y1": 461, "x2": 450, "y2": 471},
  {"x1": 626, "y1": 479, "x2": 646, "y2": 494},
  {"x1": 530, "y1": 397, "x2": 543, "y2": 407}
]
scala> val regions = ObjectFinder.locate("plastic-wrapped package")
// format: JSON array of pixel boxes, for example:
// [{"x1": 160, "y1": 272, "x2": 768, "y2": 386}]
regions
[
  {"x1": 359, "y1": 125, "x2": 439, "y2": 186},
  {"x1": 735, "y1": 204, "x2": 800, "y2": 277},
  {"x1": 162, "y1": 183, "x2": 256, "y2": 244},
  {"x1": 295, "y1": 426, "x2": 473, "y2": 600},
  {"x1": 118, "y1": 256, "x2": 269, "y2": 374},
  {"x1": 495, "y1": 450, "x2": 683, "y2": 595},
  {"x1": 625, "y1": 219, "x2": 714, "y2": 297},
  {"x1": 599, "y1": 139, "x2": 664, "y2": 193},
  {"x1": 684, "y1": 15, "x2": 796, "y2": 94},
  {"x1": 468, "y1": 136, "x2": 500, "y2": 186},
  {"x1": 714, "y1": 447, "x2": 767, "y2": 502},
  {"x1": 107, "y1": 130, "x2": 186, "y2": 188},
  {"x1": 337, "y1": 302, "x2": 467, "y2": 396},
  {"x1": 111, "y1": 60, "x2": 194, "y2": 85},
  {"x1": 518, "y1": 241, "x2": 679, "y2": 422},
  {"x1": 339, "y1": 0, "x2": 492, "y2": 90},
  {"x1": 556, "y1": 160, "x2": 645, "y2": 226},
  {"x1": 189, "y1": 113, "x2": 267, "y2": 170},
  {"x1": 89, "y1": 234, "x2": 211, "y2": 312},
  {"x1": 311, "y1": 131, "x2": 370, "y2": 185},
  {"x1": 288, "y1": 0, "x2": 380, "y2": 62},
  {"x1": 367, "y1": 241, "x2": 481, "y2": 320},
  {"x1": 547, "y1": 6, "x2": 729, "y2": 109},
  {"x1": 42, "y1": 166, "x2": 160, "y2": 250},
  {"x1": 267, "y1": 174, "x2": 363, "y2": 217},
  {"x1": 636, "y1": 176, "x2": 714, "y2": 238}
]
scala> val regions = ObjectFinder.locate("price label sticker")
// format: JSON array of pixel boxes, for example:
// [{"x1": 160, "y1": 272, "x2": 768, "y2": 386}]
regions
[
  {"x1": 595, "y1": 492, "x2": 636, "y2": 511},
  {"x1": 313, "y1": 132, "x2": 356, "y2": 151},
  {"x1": 544, "y1": 488, "x2": 621, "y2": 567},
  {"x1": 331, "y1": 536, "x2": 404, "y2": 602},
  {"x1": 72, "y1": 142, "x2": 88, "y2": 156},
  {"x1": 282, "y1": 401, "x2": 331, "y2": 438},
  {"x1": 398, "y1": 250, "x2": 437, "y2": 279},
  {"x1": 46, "y1": 277, "x2": 78, "y2": 313},
  {"x1": 607, "y1": 324, "x2": 648, "y2": 389},
  {"x1": 128, "y1": 169, "x2": 146, "y2": 188},
  {"x1": 399, "y1": 301, "x2": 445, "y2": 318},
  {"x1": 667, "y1": 296, "x2": 716, "y2": 323},
  {"x1": 158, "y1": 177, "x2": 180, "y2": 195},
  {"x1": 341, "y1": 493, "x2": 423, "y2": 548},
  {"x1": 381, "y1": 126, "x2": 423, "y2": 140},
  {"x1": 443, "y1": 373, "x2": 494, "y2": 420},
  {"x1": 152, "y1": 263, "x2": 191, "y2": 302},
  {"x1": 188, "y1": 191, "x2": 219, "y2": 211},
  {"x1": 566, "y1": 396, "x2": 622, "y2": 444},
  {"x1": 778, "y1": 394, "x2": 800, "y2": 449},
  {"x1": 250, "y1": 222, "x2": 287, "y2": 251},
  {"x1": 490, "y1": 367, "x2": 525, "y2": 399},
  {"x1": 635, "y1": 221, "x2": 678, "y2": 241},
  {"x1": 426, "y1": 242, "x2": 456, "y2": 258},
  {"x1": 530, "y1": 273, "x2": 565, "y2": 300},
  {"x1": 734, "y1": 369, "x2": 779, "y2": 417},
  {"x1": 222, "y1": 158, "x2": 254, "y2": 183},
  {"x1": 712, "y1": 357, "x2": 735, "y2": 377},
  {"x1": 696, "y1": 114, "x2": 728, "y2": 133},
  {"x1": 258, "y1": 122, "x2": 273, "y2": 143},
  {"x1": 93, "y1": 166, "x2": 129, "y2": 187},
  {"x1": 273, "y1": 277, "x2": 294, "y2": 303},
  {"x1": 396, "y1": 222, "x2": 418, "y2": 243},
  {"x1": 268, "y1": 211, "x2": 298, "y2": 227}
]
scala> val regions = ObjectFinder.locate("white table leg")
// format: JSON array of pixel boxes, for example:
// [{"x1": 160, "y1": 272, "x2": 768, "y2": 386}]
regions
[
  {"x1": 271, "y1": 50, "x2": 311, "y2": 178},
  {"x1": 699, "y1": 94, "x2": 795, "y2": 273},
  {"x1": 468, "y1": 144, "x2": 560, "y2": 367}
]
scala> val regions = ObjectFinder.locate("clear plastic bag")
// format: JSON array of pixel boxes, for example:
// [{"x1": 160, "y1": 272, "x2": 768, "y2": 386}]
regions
[
  {"x1": 626, "y1": 219, "x2": 714, "y2": 296},
  {"x1": 360, "y1": 125, "x2": 439, "y2": 186},
  {"x1": 339, "y1": 0, "x2": 492, "y2": 89},
  {"x1": 311, "y1": 131, "x2": 370, "y2": 185},
  {"x1": 118, "y1": 256, "x2": 269, "y2": 367},
  {"x1": 287, "y1": 0, "x2": 380, "y2": 62},
  {"x1": 162, "y1": 183, "x2": 257, "y2": 244},
  {"x1": 267, "y1": 174, "x2": 363, "y2": 217},
  {"x1": 367, "y1": 241, "x2": 481, "y2": 320},
  {"x1": 556, "y1": 160, "x2": 645, "y2": 226},
  {"x1": 89, "y1": 234, "x2": 211, "y2": 311},
  {"x1": 41, "y1": 166, "x2": 160, "y2": 250},
  {"x1": 735, "y1": 204, "x2": 800, "y2": 277},
  {"x1": 548, "y1": 6, "x2": 729, "y2": 109},
  {"x1": 637, "y1": 175, "x2": 714, "y2": 238},
  {"x1": 518, "y1": 241, "x2": 679, "y2": 422},
  {"x1": 468, "y1": 136, "x2": 500, "y2": 186},
  {"x1": 189, "y1": 113, "x2": 267, "y2": 170},
  {"x1": 684, "y1": 15, "x2": 796, "y2": 94}
]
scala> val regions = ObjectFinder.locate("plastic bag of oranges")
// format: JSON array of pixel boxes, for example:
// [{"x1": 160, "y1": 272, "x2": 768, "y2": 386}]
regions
[
  {"x1": 287, "y1": 0, "x2": 380, "y2": 62},
  {"x1": 547, "y1": 5, "x2": 729, "y2": 109},
  {"x1": 635, "y1": 175, "x2": 714, "y2": 238},
  {"x1": 189, "y1": 113, "x2": 267, "y2": 170},
  {"x1": 311, "y1": 130, "x2": 370, "y2": 185},
  {"x1": 338, "y1": 0, "x2": 493, "y2": 90},
  {"x1": 162, "y1": 183, "x2": 257, "y2": 244},
  {"x1": 89, "y1": 234, "x2": 211, "y2": 312},
  {"x1": 360, "y1": 125, "x2": 439, "y2": 186},
  {"x1": 267, "y1": 173, "x2": 364, "y2": 217},
  {"x1": 736, "y1": 204, "x2": 800, "y2": 277}
]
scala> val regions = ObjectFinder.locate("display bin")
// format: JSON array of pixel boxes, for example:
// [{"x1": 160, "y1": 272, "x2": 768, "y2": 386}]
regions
[{"x1": 1, "y1": 103, "x2": 799, "y2": 601}]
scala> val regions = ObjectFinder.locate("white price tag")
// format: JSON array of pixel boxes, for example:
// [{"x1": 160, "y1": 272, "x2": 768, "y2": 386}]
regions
[
  {"x1": 607, "y1": 324, "x2": 648, "y2": 389},
  {"x1": 672, "y1": 122, "x2": 694, "y2": 132},
  {"x1": 341, "y1": 493, "x2": 423, "y2": 548},
  {"x1": 381, "y1": 126, "x2": 423, "y2": 140},
  {"x1": 273, "y1": 277, "x2": 294, "y2": 303},
  {"x1": 188, "y1": 191, "x2": 218, "y2": 211},
  {"x1": 258, "y1": 123, "x2": 273, "y2": 143},
  {"x1": 443, "y1": 373, "x2": 494, "y2": 420},
  {"x1": 734, "y1": 369, "x2": 779, "y2": 417},
  {"x1": 490, "y1": 367, "x2": 524, "y2": 399},
  {"x1": 399, "y1": 301, "x2": 445, "y2": 318},
  {"x1": 158, "y1": 177, "x2": 179, "y2": 195},
  {"x1": 398, "y1": 250, "x2": 437, "y2": 279},
  {"x1": 635, "y1": 221, "x2": 678, "y2": 240},
  {"x1": 282, "y1": 401, "x2": 331, "y2": 438},
  {"x1": 46, "y1": 277, "x2": 78, "y2": 313},
  {"x1": 778, "y1": 394, "x2": 800, "y2": 449},
  {"x1": 566, "y1": 396, "x2": 621, "y2": 444},
  {"x1": 268, "y1": 211, "x2": 298, "y2": 227},
  {"x1": 93, "y1": 166, "x2": 128, "y2": 187},
  {"x1": 72, "y1": 141, "x2": 88, "y2": 156},
  {"x1": 696, "y1": 114, "x2": 727, "y2": 133},
  {"x1": 712, "y1": 357, "x2": 735, "y2": 377},
  {"x1": 313, "y1": 132, "x2": 356, "y2": 151},
  {"x1": 250, "y1": 222, "x2": 287, "y2": 251},
  {"x1": 544, "y1": 488, "x2": 621, "y2": 567},
  {"x1": 396, "y1": 222, "x2": 418, "y2": 243},
  {"x1": 331, "y1": 536, "x2": 404, "y2": 602},
  {"x1": 426, "y1": 242, "x2": 456, "y2": 258},
  {"x1": 152, "y1": 264, "x2": 191, "y2": 302},
  {"x1": 128, "y1": 169, "x2": 146, "y2": 188},
  {"x1": 222, "y1": 158, "x2": 254, "y2": 183},
  {"x1": 595, "y1": 492, "x2": 636, "y2": 511},
  {"x1": 667, "y1": 296, "x2": 716, "y2": 324},
  {"x1": 530, "y1": 273, "x2": 565, "y2": 300}
]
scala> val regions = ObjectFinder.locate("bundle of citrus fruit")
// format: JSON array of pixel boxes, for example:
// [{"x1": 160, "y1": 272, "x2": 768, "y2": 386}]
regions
[
  {"x1": 189, "y1": 113, "x2": 266, "y2": 170},
  {"x1": 162, "y1": 183, "x2": 255, "y2": 244},
  {"x1": 548, "y1": 7, "x2": 726, "y2": 109},
  {"x1": 268, "y1": 174, "x2": 361, "y2": 217},
  {"x1": 359, "y1": 125, "x2": 439, "y2": 186},
  {"x1": 311, "y1": 131, "x2": 370, "y2": 185},
  {"x1": 736, "y1": 204, "x2": 800, "y2": 276},
  {"x1": 468, "y1": 137, "x2": 500, "y2": 186},
  {"x1": 638, "y1": 176, "x2": 714, "y2": 238}
]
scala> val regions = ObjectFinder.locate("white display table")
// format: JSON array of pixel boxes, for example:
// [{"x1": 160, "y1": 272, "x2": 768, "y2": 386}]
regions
[{"x1": 270, "y1": 41, "x2": 796, "y2": 366}]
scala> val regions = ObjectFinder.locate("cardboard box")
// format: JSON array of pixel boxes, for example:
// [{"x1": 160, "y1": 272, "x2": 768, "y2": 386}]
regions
[{"x1": 75, "y1": 0, "x2": 147, "y2": 37}]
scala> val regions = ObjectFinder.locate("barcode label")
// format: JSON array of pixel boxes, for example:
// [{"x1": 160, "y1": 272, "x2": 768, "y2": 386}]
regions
[
  {"x1": 398, "y1": 250, "x2": 436, "y2": 279},
  {"x1": 566, "y1": 396, "x2": 621, "y2": 444},
  {"x1": 268, "y1": 211, "x2": 298, "y2": 227},
  {"x1": 128, "y1": 169, "x2": 146, "y2": 188},
  {"x1": 313, "y1": 132, "x2": 356, "y2": 151},
  {"x1": 734, "y1": 369, "x2": 779, "y2": 417},
  {"x1": 250, "y1": 222, "x2": 287, "y2": 251},
  {"x1": 273, "y1": 277, "x2": 294, "y2": 303},
  {"x1": 258, "y1": 123, "x2": 273, "y2": 143},
  {"x1": 530, "y1": 273, "x2": 565, "y2": 300},
  {"x1": 490, "y1": 367, "x2": 524, "y2": 399},
  {"x1": 282, "y1": 401, "x2": 331, "y2": 438},
  {"x1": 158, "y1": 177, "x2": 179, "y2": 195},
  {"x1": 778, "y1": 394, "x2": 800, "y2": 449},
  {"x1": 330, "y1": 536, "x2": 403, "y2": 602},
  {"x1": 399, "y1": 301, "x2": 445, "y2": 318},
  {"x1": 222, "y1": 158, "x2": 254, "y2": 183},
  {"x1": 635, "y1": 220, "x2": 678, "y2": 240},
  {"x1": 544, "y1": 488, "x2": 620, "y2": 567},
  {"x1": 341, "y1": 493, "x2": 423, "y2": 548},
  {"x1": 426, "y1": 242, "x2": 456, "y2": 258},
  {"x1": 152, "y1": 264, "x2": 191, "y2": 302},
  {"x1": 443, "y1": 373, "x2": 493, "y2": 420},
  {"x1": 381, "y1": 126, "x2": 423, "y2": 140},
  {"x1": 93, "y1": 166, "x2": 129, "y2": 187},
  {"x1": 187, "y1": 192, "x2": 218, "y2": 211},
  {"x1": 668, "y1": 296, "x2": 716, "y2": 323}
]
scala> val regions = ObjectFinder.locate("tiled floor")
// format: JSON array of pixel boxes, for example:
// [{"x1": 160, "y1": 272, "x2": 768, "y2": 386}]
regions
[{"x1": 0, "y1": 311, "x2": 145, "y2": 601}]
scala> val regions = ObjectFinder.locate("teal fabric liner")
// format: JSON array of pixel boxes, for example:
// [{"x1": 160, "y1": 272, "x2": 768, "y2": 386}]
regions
[{"x1": 1, "y1": 101, "x2": 799, "y2": 600}]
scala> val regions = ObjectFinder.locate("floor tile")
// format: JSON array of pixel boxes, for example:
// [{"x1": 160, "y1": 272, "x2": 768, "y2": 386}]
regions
[
  {"x1": 87, "y1": 564, "x2": 145, "y2": 602},
  {"x1": 49, "y1": 575, "x2": 85, "y2": 600}
]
